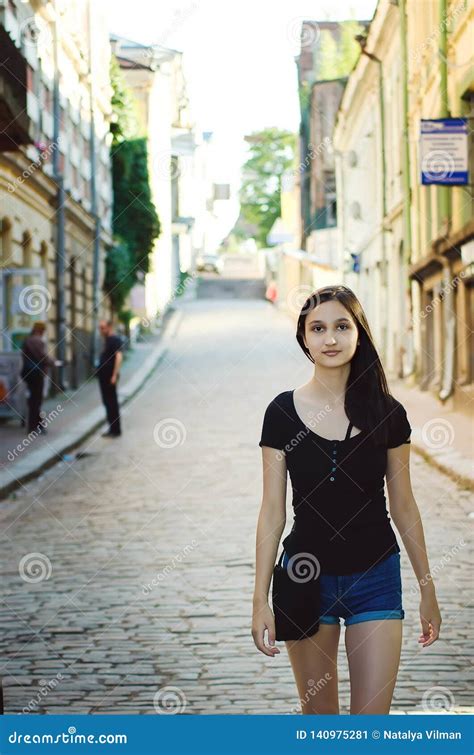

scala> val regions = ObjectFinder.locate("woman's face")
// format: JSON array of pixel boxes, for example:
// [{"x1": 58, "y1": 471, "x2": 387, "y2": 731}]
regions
[{"x1": 303, "y1": 299, "x2": 359, "y2": 367}]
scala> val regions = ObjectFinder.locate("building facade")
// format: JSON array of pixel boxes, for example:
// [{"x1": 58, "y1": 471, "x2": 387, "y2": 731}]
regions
[
  {"x1": 333, "y1": 1, "x2": 408, "y2": 374},
  {"x1": 0, "y1": 0, "x2": 113, "y2": 390},
  {"x1": 405, "y1": 0, "x2": 474, "y2": 411},
  {"x1": 112, "y1": 35, "x2": 201, "y2": 322},
  {"x1": 333, "y1": 0, "x2": 473, "y2": 408}
]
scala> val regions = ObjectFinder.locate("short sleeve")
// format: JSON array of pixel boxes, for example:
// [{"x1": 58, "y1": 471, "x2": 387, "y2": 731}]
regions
[
  {"x1": 113, "y1": 336, "x2": 124, "y2": 351},
  {"x1": 387, "y1": 399, "x2": 412, "y2": 448},
  {"x1": 258, "y1": 398, "x2": 286, "y2": 451}
]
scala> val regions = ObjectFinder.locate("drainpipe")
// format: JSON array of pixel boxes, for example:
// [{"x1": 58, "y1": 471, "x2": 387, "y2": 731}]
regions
[
  {"x1": 438, "y1": 0, "x2": 451, "y2": 235},
  {"x1": 87, "y1": 0, "x2": 101, "y2": 372},
  {"x1": 52, "y1": 10, "x2": 66, "y2": 389},
  {"x1": 355, "y1": 36, "x2": 388, "y2": 363},
  {"x1": 438, "y1": 0, "x2": 455, "y2": 401},
  {"x1": 399, "y1": 0, "x2": 415, "y2": 376}
]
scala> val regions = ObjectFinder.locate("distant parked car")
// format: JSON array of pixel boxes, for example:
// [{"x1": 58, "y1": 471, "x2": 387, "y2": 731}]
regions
[{"x1": 196, "y1": 254, "x2": 223, "y2": 274}]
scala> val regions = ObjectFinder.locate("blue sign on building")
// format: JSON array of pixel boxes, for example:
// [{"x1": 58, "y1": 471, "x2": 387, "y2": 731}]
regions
[{"x1": 420, "y1": 118, "x2": 469, "y2": 185}]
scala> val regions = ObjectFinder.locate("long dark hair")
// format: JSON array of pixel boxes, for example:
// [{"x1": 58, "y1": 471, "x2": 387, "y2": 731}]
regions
[{"x1": 296, "y1": 284, "x2": 397, "y2": 447}]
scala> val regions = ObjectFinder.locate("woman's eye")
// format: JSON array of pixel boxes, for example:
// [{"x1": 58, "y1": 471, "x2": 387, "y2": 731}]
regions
[{"x1": 311, "y1": 324, "x2": 349, "y2": 332}]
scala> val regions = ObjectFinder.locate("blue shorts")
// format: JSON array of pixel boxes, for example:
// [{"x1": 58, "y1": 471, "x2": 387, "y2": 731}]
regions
[{"x1": 281, "y1": 550, "x2": 404, "y2": 627}]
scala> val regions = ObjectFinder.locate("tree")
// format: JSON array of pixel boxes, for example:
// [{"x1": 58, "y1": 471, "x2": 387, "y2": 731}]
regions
[
  {"x1": 318, "y1": 20, "x2": 364, "y2": 80},
  {"x1": 238, "y1": 128, "x2": 297, "y2": 247},
  {"x1": 103, "y1": 240, "x2": 135, "y2": 313},
  {"x1": 104, "y1": 55, "x2": 161, "y2": 310},
  {"x1": 112, "y1": 137, "x2": 160, "y2": 276}
]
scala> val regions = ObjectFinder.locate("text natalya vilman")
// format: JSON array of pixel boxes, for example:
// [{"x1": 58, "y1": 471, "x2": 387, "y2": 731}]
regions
[{"x1": 384, "y1": 730, "x2": 461, "y2": 740}]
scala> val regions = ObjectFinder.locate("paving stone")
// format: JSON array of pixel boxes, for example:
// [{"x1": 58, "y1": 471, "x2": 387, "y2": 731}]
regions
[{"x1": 0, "y1": 299, "x2": 472, "y2": 713}]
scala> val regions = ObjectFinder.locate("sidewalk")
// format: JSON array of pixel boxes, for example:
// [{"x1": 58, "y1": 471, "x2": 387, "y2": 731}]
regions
[
  {"x1": 390, "y1": 378, "x2": 473, "y2": 491},
  {"x1": 0, "y1": 304, "x2": 185, "y2": 501}
]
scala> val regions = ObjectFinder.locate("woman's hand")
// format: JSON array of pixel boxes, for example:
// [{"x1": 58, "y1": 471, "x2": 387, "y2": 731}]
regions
[
  {"x1": 252, "y1": 601, "x2": 280, "y2": 656},
  {"x1": 418, "y1": 591, "x2": 442, "y2": 648}
]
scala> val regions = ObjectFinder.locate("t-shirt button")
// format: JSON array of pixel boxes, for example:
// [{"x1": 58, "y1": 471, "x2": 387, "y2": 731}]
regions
[
  {"x1": 331, "y1": 466, "x2": 336, "y2": 471},
  {"x1": 330, "y1": 476, "x2": 335, "y2": 481}
]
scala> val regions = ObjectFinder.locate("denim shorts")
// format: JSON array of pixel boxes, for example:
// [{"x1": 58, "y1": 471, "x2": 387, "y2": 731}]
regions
[{"x1": 281, "y1": 550, "x2": 404, "y2": 627}]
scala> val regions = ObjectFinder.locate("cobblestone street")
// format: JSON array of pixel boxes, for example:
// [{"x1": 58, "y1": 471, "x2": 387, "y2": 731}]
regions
[{"x1": 1, "y1": 296, "x2": 472, "y2": 714}]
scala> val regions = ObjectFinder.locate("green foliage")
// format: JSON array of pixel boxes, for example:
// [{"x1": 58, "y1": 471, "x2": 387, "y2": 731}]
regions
[
  {"x1": 298, "y1": 80, "x2": 311, "y2": 112},
  {"x1": 109, "y1": 54, "x2": 139, "y2": 146},
  {"x1": 238, "y1": 128, "x2": 297, "y2": 247},
  {"x1": 112, "y1": 137, "x2": 161, "y2": 276},
  {"x1": 106, "y1": 54, "x2": 161, "y2": 313},
  {"x1": 103, "y1": 240, "x2": 135, "y2": 313},
  {"x1": 318, "y1": 20, "x2": 364, "y2": 80}
]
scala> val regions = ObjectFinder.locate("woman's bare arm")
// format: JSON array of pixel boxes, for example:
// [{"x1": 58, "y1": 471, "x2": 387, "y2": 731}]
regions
[
  {"x1": 252, "y1": 446, "x2": 287, "y2": 655},
  {"x1": 386, "y1": 443, "x2": 442, "y2": 647}
]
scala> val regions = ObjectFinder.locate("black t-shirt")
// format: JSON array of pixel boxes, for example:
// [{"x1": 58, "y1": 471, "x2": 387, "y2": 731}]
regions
[
  {"x1": 97, "y1": 334, "x2": 123, "y2": 380},
  {"x1": 259, "y1": 390, "x2": 411, "y2": 576}
]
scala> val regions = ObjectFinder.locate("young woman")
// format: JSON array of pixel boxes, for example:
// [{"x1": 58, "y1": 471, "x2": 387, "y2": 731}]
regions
[{"x1": 252, "y1": 284, "x2": 442, "y2": 715}]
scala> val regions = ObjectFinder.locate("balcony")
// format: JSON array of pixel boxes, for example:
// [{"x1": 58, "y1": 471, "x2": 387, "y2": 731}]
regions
[{"x1": 0, "y1": 27, "x2": 32, "y2": 151}]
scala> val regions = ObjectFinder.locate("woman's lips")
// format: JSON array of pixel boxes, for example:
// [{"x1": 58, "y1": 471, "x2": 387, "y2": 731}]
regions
[{"x1": 323, "y1": 351, "x2": 341, "y2": 356}]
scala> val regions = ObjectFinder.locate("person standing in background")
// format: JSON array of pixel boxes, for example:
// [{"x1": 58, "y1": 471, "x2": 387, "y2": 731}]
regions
[
  {"x1": 96, "y1": 320, "x2": 123, "y2": 437},
  {"x1": 21, "y1": 322, "x2": 62, "y2": 434}
]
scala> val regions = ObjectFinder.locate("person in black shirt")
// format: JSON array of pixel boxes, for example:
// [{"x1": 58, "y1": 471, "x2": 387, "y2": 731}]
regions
[
  {"x1": 21, "y1": 322, "x2": 62, "y2": 434},
  {"x1": 96, "y1": 320, "x2": 123, "y2": 437},
  {"x1": 252, "y1": 284, "x2": 442, "y2": 715}
]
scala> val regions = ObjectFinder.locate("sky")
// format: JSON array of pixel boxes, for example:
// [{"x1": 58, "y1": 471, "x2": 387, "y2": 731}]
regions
[{"x1": 104, "y1": 0, "x2": 378, "y2": 228}]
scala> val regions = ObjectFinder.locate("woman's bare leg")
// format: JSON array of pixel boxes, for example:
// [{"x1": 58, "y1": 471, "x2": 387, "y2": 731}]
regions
[
  {"x1": 345, "y1": 619, "x2": 403, "y2": 714},
  {"x1": 285, "y1": 623, "x2": 341, "y2": 714}
]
